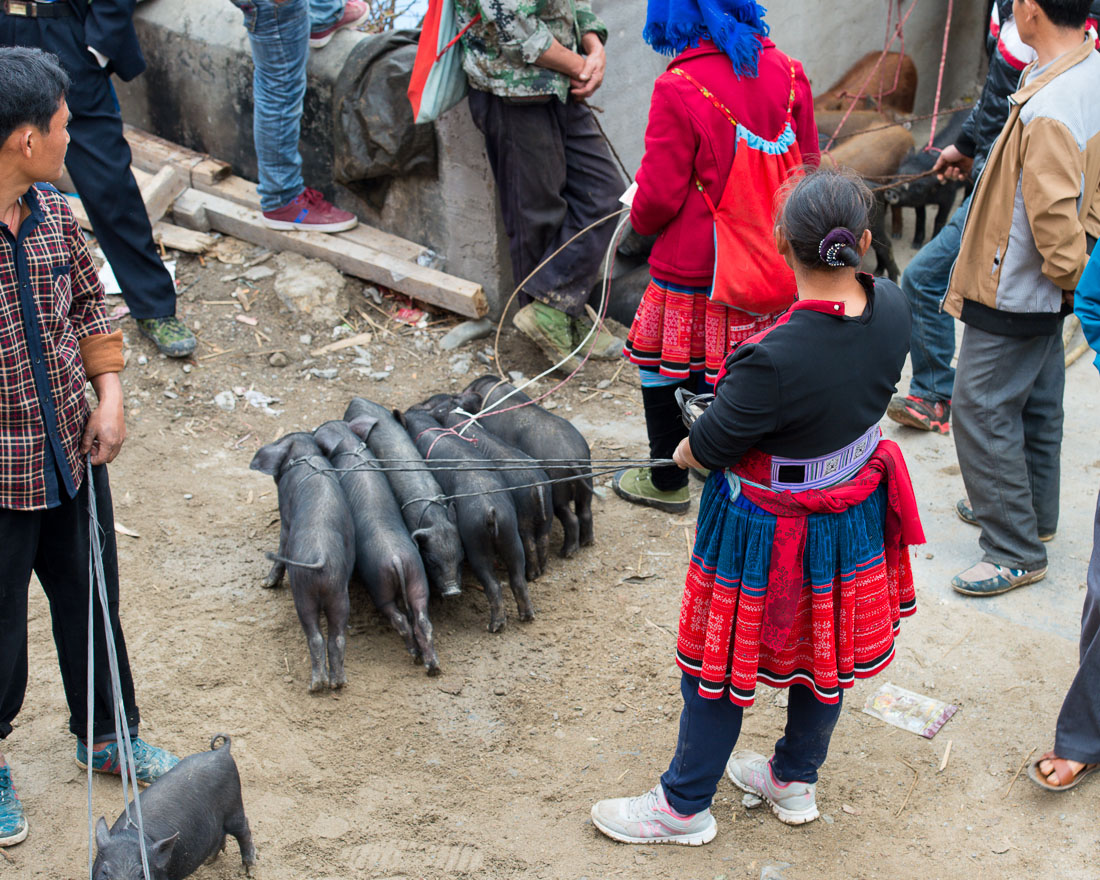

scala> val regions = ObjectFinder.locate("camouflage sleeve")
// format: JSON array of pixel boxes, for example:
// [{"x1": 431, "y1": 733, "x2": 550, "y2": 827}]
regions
[
  {"x1": 479, "y1": 0, "x2": 555, "y2": 65},
  {"x1": 574, "y1": 1, "x2": 608, "y2": 42}
]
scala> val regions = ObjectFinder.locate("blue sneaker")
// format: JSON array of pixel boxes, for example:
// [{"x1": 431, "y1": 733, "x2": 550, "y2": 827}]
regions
[
  {"x1": 0, "y1": 765, "x2": 28, "y2": 847},
  {"x1": 76, "y1": 738, "x2": 180, "y2": 786}
]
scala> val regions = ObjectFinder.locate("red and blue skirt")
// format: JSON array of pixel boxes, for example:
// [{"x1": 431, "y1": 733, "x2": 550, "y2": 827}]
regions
[
  {"x1": 676, "y1": 471, "x2": 917, "y2": 706},
  {"x1": 623, "y1": 276, "x2": 779, "y2": 388}
]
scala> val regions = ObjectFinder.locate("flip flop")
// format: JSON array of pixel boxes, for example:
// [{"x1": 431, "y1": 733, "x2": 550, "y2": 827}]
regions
[{"x1": 1027, "y1": 750, "x2": 1100, "y2": 792}]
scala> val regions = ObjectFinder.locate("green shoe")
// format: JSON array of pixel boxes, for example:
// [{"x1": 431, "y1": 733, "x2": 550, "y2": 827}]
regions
[
  {"x1": 136, "y1": 316, "x2": 197, "y2": 358},
  {"x1": 612, "y1": 467, "x2": 690, "y2": 514},
  {"x1": 513, "y1": 301, "x2": 583, "y2": 371},
  {"x1": 579, "y1": 308, "x2": 628, "y2": 360},
  {"x1": 690, "y1": 467, "x2": 711, "y2": 484}
]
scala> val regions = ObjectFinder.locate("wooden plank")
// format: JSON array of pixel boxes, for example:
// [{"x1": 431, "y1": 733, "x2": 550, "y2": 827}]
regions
[
  {"x1": 66, "y1": 193, "x2": 91, "y2": 232},
  {"x1": 172, "y1": 189, "x2": 487, "y2": 318},
  {"x1": 310, "y1": 331, "x2": 374, "y2": 357},
  {"x1": 152, "y1": 221, "x2": 216, "y2": 254},
  {"x1": 123, "y1": 124, "x2": 231, "y2": 185},
  {"x1": 139, "y1": 166, "x2": 190, "y2": 225},
  {"x1": 191, "y1": 174, "x2": 429, "y2": 264}
]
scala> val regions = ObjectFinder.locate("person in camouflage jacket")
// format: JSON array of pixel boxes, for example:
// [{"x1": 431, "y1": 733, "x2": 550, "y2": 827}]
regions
[{"x1": 457, "y1": 0, "x2": 626, "y2": 371}]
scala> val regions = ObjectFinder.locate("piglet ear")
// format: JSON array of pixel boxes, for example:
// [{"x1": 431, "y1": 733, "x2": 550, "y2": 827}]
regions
[
  {"x1": 346, "y1": 415, "x2": 378, "y2": 440},
  {"x1": 410, "y1": 528, "x2": 429, "y2": 548},
  {"x1": 250, "y1": 435, "x2": 292, "y2": 475},
  {"x1": 95, "y1": 816, "x2": 112, "y2": 850},
  {"x1": 151, "y1": 833, "x2": 179, "y2": 870}
]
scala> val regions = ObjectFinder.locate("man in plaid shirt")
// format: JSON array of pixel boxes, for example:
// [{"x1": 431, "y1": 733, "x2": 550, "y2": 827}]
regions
[{"x1": 0, "y1": 48, "x2": 177, "y2": 849}]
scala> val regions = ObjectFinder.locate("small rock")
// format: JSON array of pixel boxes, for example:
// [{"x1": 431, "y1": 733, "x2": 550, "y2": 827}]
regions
[
  {"x1": 612, "y1": 704, "x2": 627, "y2": 713},
  {"x1": 774, "y1": 691, "x2": 789, "y2": 708},
  {"x1": 268, "y1": 351, "x2": 289, "y2": 368},
  {"x1": 493, "y1": 685, "x2": 508, "y2": 696},
  {"x1": 214, "y1": 391, "x2": 236, "y2": 412},
  {"x1": 283, "y1": 675, "x2": 293, "y2": 683},
  {"x1": 181, "y1": 364, "x2": 192, "y2": 374},
  {"x1": 742, "y1": 793, "x2": 764, "y2": 809},
  {"x1": 450, "y1": 354, "x2": 472, "y2": 375},
  {"x1": 242, "y1": 265, "x2": 275, "y2": 282},
  {"x1": 273, "y1": 252, "x2": 349, "y2": 327},
  {"x1": 364, "y1": 285, "x2": 383, "y2": 305},
  {"x1": 601, "y1": 392, "x2": 613, "y2": 400},
  {"x1": 597, "y1": 379, "x2": 611, "y2": 389},
  {"x1": 299, "y1": 333, "x2": 312, "y2": 345},
  {"x1": 137, "y1": 354, "x2": 148, "y2": 366},
  {"x1": 309, "y1": 368, "x2": 339, "y2": 380},
  {"x1": 821, "y1": 813, "x2": 834, "y2": 824},
  {"x1": 593, "y1": 485, "x2": 609, "y2": 500},
  {"x1": 163, "y1": 390, "x2": 178, "y2": 400},
  {"x1": 440, "y1": 318, "x2": 493, "y2": 351},
  {"x1": 183, "y1": 494, "x2": 193, "y2": 500},
  {"x1": 438, "y1": 681, "x2": 463, "y2": 696},
  {"x1": 475, "y1": 351, "x2": 493, "y2": 366},
  {"x1": 508, "y1": 371, "x2": 525, "y2": 384},
  {"x1": 926, "y1": 552, "x2": 934, "y2": 559},
  {"x1": 219, "y1": 273, "x2": 239, "y2": 282},
  {"x1": 370, "y1": 370, "x2": 392, "y2": 382},
  {"x1": 841, "y1": 803, "x2": 859, "y2": 815},
  {"x1": 760, "y1": 863, "x2": 791, "y2": 880}
]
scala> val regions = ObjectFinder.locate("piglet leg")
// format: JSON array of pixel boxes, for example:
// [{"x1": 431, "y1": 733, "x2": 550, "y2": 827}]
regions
[
  {"x1": 500, "y1": 526, "x2": 535, "y2": 622},
  {"x1": 292, "y1": 591, "x2": 329, "y2": 692},
  {"x1": 325, "y1": 590, "x2": 350, "y2": 689},
  {"x1": 466, "y1": 548, "x2": 507, "y2": 632},
  {"x1": 577, "y1": 480, "x2": 595, "y2": 547},
  {"x1": 262, "y1": 522, "x2": 288, "y2": 588},
  {"x1": 225, "y1": 808, "x2": 257, "y2": 874}
]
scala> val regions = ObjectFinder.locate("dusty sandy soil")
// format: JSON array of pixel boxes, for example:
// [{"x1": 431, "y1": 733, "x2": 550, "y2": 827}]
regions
[{"x1": 4, "y1": 225, "x2": 1099, "y2": 880}]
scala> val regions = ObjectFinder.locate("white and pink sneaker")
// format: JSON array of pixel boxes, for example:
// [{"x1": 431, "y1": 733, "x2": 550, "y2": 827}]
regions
[
  {"x1": 591, "y1": 783, "x2": 717, "y2": 846},
  {"x1": 726, "y1": 750, "x2": 819, "y2": 825}
]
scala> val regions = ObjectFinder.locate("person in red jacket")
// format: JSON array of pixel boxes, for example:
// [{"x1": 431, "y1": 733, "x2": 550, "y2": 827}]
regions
[{"x1": 615, "y1": 0, "x2": 818, "y2": 515}]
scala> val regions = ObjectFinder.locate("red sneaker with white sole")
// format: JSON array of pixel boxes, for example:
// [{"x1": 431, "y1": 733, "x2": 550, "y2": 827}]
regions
[
  {"x1": 309, "y1": 0, "x2": 370, "y2": 47},
  {"x1": 262, "y1": 188, "x2": 358, "y2": 233}
]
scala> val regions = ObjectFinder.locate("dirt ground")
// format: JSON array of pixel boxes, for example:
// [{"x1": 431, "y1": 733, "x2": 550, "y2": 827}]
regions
[{"x1": 5, "y1": 218, "x2": 1100, "y2": 880}]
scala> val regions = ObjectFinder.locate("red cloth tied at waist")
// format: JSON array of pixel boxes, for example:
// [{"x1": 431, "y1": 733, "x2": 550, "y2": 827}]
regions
[{"x1": 733, "y1": 437, "x2": 925, "y2": 651}]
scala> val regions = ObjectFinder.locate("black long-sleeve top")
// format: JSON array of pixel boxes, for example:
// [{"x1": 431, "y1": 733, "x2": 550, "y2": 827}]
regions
[{"x1": 689, "y1": 275, "x2": 911, "y2": 471}]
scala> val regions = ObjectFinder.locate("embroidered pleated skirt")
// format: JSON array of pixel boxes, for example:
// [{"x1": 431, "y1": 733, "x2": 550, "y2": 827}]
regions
[
  {"x1": 623, "y1": 276, "x2": 779, "y2": 387},
  {"x1": 675, "y1": 471, "x2": 917, "y2": 706}
]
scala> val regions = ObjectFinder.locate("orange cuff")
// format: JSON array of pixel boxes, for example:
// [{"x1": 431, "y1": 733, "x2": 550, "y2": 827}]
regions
[{"x1": 79, "y1": 330, "x2": 124, "y2": 378}]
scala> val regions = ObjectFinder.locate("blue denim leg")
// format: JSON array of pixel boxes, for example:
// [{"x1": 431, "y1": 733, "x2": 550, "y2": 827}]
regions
[
  {"x1": 770, "y1": 685, "x2": 844, "y2": 784},
  {"x1": 900, "y1": 192, "x2": 970, "y2": 402},
  {"x1": 309, "y1": 0, "x2": 347, "y2": 32},
  {"x1": 660, "y1": 673, "x2": 744, "y2": 815},
  {"x1": 238, "y1": 0, "x2": 308, "y2": 211}
]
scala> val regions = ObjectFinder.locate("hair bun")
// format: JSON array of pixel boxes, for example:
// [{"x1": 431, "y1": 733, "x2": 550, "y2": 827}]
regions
[{"x1": 818, "y1": 227, "x2": 858, "y2": 267}]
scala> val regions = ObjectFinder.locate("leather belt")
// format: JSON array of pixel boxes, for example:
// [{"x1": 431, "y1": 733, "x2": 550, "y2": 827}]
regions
[{"x1": 2, "y1": 1, "x2": 74, "y2": 17}]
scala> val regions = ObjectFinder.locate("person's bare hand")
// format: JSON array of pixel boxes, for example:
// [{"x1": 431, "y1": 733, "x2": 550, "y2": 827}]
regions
[
  {"x1": 82, "y1": 374, "x2": 126, "y2": 465},
  {"x1": 570, "y1": 39, "x2": 605, "y2": 99},
  {"x1": 932, "y1": 144, "x2": 973, "y2": 182},
  {"x1": 673, "y1": 436, "x2": 702, "y2": 471}
]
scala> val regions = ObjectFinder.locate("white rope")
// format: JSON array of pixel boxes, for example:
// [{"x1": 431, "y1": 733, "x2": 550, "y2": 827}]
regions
[{"x1": 86, "y1": 459, "x2": 152, "y2": 880}]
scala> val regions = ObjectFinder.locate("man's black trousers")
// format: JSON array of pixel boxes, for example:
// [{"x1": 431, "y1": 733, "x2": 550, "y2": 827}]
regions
[
  {"x1": 468, "y1": 89, "x2": 624, "y2": 317},
  {"x1": 1, "y1": 13, "x2": 177, "y2": 319},
  {"x1": 0, "y1": 465, "x2": 140, "y2": 743}
]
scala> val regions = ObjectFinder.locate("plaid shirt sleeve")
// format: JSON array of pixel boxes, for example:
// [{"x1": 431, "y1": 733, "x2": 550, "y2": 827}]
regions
[{"x1": 0, "y1": 185, "x2": 105, "y2": 510}]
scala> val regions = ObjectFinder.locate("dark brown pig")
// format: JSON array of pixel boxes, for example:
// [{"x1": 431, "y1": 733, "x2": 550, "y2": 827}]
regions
[
  {"x1": 415, "y1": 393, "x2": 553, "y2": 580},
  {"x1": 343, "y1": 397, "x2": 464, "y2": 598},
  {"x1": 401, "y1": 407, "x2": 533, "y2": 633},
  {"x1": 250, "y1": 433, "x2": 354, "y2": 692},
  {"x1": 314, "y1": 420, "x2": 440, "y2": 675},
  {"x1": 459, "y1": 376, "x2": 594, "y2": 557}
]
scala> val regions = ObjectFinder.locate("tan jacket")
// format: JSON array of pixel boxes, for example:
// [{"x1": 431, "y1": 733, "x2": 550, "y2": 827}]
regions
[{"x1": 945, "y1": 39, "x2": 1100, "y2": 335}]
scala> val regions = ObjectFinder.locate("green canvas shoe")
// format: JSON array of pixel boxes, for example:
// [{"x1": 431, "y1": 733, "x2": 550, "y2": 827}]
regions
[
  {"x1": 513, "y1": 301, "x2": 583, "y2": 371},
  {"x1": 612, "y1": 467, "x2": 690, "y2": 515},
  {"x1": 136, "y1": 316, "x2": 197, "y2": 358}
]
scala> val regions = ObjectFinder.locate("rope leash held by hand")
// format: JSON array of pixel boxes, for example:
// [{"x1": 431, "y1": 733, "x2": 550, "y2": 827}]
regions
[{"x1": 86, "y1": 458, "x2": 153, "y2": 880}]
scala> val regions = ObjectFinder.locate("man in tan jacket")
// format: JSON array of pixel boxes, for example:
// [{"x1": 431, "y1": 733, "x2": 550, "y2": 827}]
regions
[{"x1": 942, "y1": 0, "x2": 1100, "y2": 596}]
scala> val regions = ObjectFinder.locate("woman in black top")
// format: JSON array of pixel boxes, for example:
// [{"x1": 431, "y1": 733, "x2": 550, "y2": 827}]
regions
[{"x1": 592, "y1": 169, "x2": 924, "y2": 846}]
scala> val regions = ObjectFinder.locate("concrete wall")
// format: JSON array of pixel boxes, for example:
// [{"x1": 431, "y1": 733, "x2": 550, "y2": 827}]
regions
[{"x1": 118, "y1": 0, "x2": 985, "y2": 315}]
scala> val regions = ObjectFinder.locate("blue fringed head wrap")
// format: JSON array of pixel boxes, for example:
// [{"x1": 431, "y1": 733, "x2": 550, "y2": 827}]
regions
[{"x1": 644, "y1": 0, "x2": 770, "y2": 77}]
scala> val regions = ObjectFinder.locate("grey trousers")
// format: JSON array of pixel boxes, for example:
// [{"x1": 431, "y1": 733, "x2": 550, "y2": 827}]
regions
[
  {"x1": 953, "y1": 323, "x2": 1064, "y2": 571},
  {"x1": 1054, "y1": 488, "x2": 1100, "y2": 764}
]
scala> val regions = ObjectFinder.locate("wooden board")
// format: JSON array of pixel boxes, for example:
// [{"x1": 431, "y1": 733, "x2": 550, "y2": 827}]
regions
[
  {"x1": 123, "y1": 125, "x2": 231, "y2": 186},
  {"x1": 191, "y1": 174, "x2": 429, "y2": 265},
  {"x1": 172, "y1": 189, "x2": 487, "y2": 318},
  {"x1": 139, "y1": 166, "x2": 190, "y2": 225},
  {"x1": 152, "y1": 221, "x2": 217, "y2": 254}
]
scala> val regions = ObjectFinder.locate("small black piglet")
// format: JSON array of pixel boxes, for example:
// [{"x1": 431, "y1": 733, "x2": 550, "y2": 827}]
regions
[{"x1": 93, "y1": 734, "x2": 255, "y2": 880}]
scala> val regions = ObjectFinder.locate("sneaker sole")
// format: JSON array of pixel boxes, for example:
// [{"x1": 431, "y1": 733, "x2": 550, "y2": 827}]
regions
[
  {"x1": 951, "y1": 567, "x2": 1048, "y2": 597},
  {"x1": 611, "y1": 475, "x2": 690, "y2": 515},
  {"x1": 726, "y1": 768, "x2": 819, "y2": 826},
  {"x1": 309, "y1": 7, "x2": 371, "y2": 47},
  {"x1": 886, "y1": 404, "x2": 949, "y2": 435},
  {"x1": 0, "y1": 821, "x2": 28, "y2": 847},
  {"x1": 136, "y1": 330, "x2": 196, "y2": 358},
  {"x1": 74, "y1": 758, "x2": 151, "y2": 787},
  {"x1": 590, "y1": 808, "x2": 717, "y2": 846},
  {"x1": 262, "y1": 217, "x2": 358, "y2": 233}
]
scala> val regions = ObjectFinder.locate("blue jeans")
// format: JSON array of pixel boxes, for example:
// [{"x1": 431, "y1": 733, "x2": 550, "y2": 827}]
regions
[
  {"x1": 231, "y1": 0, "x2": 317, "y2": 211},
  {"x1": 900, "y1": 192, "x2": 970, "y2": 403},
  {"x1": 308, "y1": 0, "x2": 346, "y2": 31},
  {"x1": 660, "y1": 672, "x2": 843, "y2": 815}
]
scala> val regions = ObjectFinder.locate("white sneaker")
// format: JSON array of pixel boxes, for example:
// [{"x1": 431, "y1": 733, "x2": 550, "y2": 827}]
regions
[
  {"x1": 591, "y1": 783, "x2": 717, "y2": 846},
  {"x1": 726, "y1": 751, "x2": 819, "y2": 825}
]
